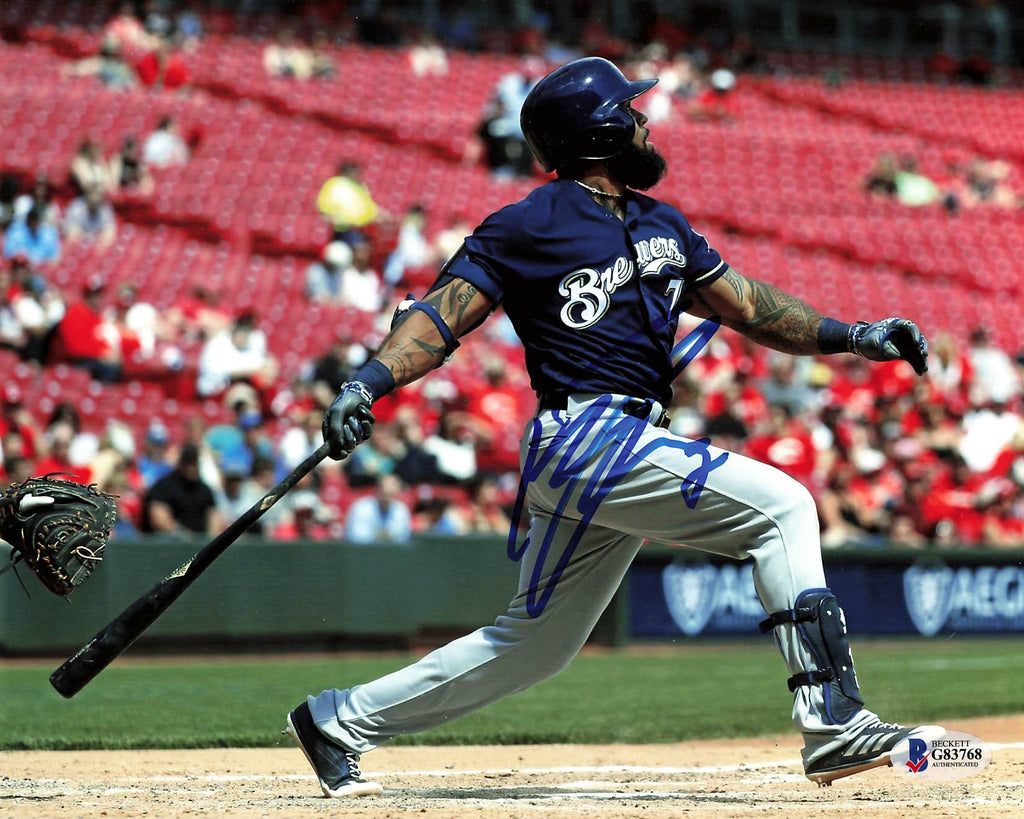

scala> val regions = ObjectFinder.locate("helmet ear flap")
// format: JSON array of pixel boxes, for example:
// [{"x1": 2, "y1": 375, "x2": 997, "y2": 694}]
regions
[{"x1": 523, "y1": 124, "x2": 558, "y2": 173}]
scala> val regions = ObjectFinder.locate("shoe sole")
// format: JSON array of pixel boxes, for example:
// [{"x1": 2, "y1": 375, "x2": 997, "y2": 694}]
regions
[
  {"x1": 284, "y1": 712, "x2": 384, "y2": 798},
  {"x1": 807, "y1": 754, "x2": 894, "y2": 786},
  {"x1": 806, "y1": 725, "x2": 947, "y2": 787}
]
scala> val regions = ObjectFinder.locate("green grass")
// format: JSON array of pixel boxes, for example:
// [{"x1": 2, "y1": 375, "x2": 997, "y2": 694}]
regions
[{"x1": 1, "y1": 637, "x2": 1020, "y2": 750}]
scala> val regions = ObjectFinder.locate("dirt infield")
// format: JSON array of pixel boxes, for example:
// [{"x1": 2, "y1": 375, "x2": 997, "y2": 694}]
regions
[{"x1": 1, "y1": 715, "x2": 1021, "y2": 818}]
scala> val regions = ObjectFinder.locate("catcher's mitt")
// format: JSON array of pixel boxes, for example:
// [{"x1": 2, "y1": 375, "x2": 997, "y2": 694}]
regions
[{"x1": 0, "y1": 476, "x2": 116, "y2": 596}]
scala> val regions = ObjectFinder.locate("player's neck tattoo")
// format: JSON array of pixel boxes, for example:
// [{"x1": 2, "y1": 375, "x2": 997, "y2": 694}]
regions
[{"x1": 575, "y1": 180, "x2": 624, "y2": 200}]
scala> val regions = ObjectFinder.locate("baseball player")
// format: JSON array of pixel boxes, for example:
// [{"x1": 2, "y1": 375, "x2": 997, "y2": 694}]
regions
[{"x1": 285, "y1": 57, "x2": 943, "y2": 796}]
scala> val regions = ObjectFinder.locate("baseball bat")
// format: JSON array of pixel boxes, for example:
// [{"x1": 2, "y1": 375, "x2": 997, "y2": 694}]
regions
[{"x1": 49, "y1": 441, "x2": 331, "y2": 698}]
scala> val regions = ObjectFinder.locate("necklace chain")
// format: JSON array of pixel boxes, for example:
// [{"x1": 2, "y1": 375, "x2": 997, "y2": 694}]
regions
[{"x1": 575, "y1": 180, "x2": 625, "y2": 199}]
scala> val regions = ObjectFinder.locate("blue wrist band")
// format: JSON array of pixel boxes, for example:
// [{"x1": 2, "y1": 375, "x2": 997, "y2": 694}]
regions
[
  {"x1": 817, "y1": 318, "x2": 854, "y2": 355},
  {"x1": 351, "y1": 359, "x2": 396, "y2": 401}
]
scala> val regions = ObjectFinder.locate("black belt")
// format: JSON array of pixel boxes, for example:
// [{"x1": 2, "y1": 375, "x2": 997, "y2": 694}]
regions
[
  {"x1": 537, "y1": 393, "x2": 670, "y2": 428},
  {"x1": 537, "y1": 392, "x2": 570, "y2": 412}
]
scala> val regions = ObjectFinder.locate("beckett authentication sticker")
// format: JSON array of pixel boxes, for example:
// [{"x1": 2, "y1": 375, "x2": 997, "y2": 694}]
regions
[{"x1": 891, "y1": 730, "x2": 991, "y2": 781}]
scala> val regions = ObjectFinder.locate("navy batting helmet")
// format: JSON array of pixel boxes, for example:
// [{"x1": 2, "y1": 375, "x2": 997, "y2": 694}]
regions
[{"x1": 520, "y1": 57, "x2": 657, "y2": 173}]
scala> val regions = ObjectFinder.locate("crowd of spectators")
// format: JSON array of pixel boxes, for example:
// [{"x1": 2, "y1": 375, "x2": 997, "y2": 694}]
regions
[
  {"x1": 6, "y1": 301, "x2": 1024, "y2": 550},
  {"x1": 1, "y1": 100, "x2": 197, "y2": 379},
  {"x1": 63, "y1": 1, "x2": 196, "y2": 92},
  {"x1": 2, "y1": 110, "x2": 191, "y2": 268},
  {"x1": 262, "y1": 27, "x2": 336, "y2": 80},
  {"x1": 864, "y1": 152, "x2": 1023, "y2": 212},
  {"x1": 3, "y1": 2, "x2": 1024, "y2": 551},
  {"x1": 675, "y1": 324, "x2": 1024, "y2": 549},
  {"x1": 307, "y1": 166, "x2": 467, "y2": 308}
]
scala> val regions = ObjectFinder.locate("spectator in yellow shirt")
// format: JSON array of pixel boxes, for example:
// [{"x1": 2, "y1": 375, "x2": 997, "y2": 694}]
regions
[{"x1": 315, "y1": 161, "x2": 379, "y2": 247}]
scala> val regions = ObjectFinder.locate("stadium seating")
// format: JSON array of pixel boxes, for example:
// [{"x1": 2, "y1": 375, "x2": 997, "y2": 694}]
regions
[
  {"x1": 3, "y1": 23, "x2": 1022, "y2": 333},
  {"x1": 2, "y1": 5, "x2": 1024, "y2": 539}
]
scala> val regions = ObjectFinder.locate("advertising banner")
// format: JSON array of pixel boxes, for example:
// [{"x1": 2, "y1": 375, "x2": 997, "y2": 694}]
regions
[{"x1": 629, "y1": 551, "x2": 1024, "y2": 638}]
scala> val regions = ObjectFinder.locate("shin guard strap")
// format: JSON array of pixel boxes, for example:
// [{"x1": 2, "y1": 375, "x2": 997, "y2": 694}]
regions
[
  {"x1": 787, "y1": 668, "x2": 835, "y2": 693},
  {"x1": 758, "y1": 606, "x2": 817, "y2": 634}
]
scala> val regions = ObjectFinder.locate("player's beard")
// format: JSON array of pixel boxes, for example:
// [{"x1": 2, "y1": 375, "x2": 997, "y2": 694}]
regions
[{"x1": 609, "y1": 142, "x2": 667, "y2": 190}]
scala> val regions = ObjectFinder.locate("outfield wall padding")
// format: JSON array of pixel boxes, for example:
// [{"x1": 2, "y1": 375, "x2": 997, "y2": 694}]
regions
[
  {"x1": 0, "y1": 536, "x2": 522, "y2": 655},
  {"x1": 3, "y1": 539, "x2": 1022, "y2": 654}
]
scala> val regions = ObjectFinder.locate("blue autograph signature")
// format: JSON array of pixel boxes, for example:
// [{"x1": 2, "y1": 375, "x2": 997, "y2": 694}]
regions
[
  {"x1": 671, "y1": 317, "x2": 720, "y2": 378},
  {"x1": 508, "y1": 318, "x2": 727, "y2": 617}
]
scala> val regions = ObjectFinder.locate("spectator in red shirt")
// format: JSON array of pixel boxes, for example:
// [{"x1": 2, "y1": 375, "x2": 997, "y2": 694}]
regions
[
  {"x1": 744, "y1": 405, "x2": 818, "y2": 486},
  {"x1": 135, "y1": 35, "x2": 190, "y2": 90},
  {"x1": 978, "y1": 480, "x2": 1024, "y2": 548},
  {"x1": 816, "y1": 403, "x2": 856, "y2": 464},
  {"x1": 868, "y1": 359, "x2": 918, "y2": 400},
  {"x1": 168, "y1": 285, "x2": 232, "y2": 342},
  {"x1": 270, "y1": 490, "x2": 332, "y2": 541},
  {"x1": 33, "y1": 423, "x2": 92, "y2": 485},
  {"x1": 0, "y1": 385, "x2": 42, "y2": 460},
  {"x1": 458, "y1": 475, "x2": 511, "y2": 535},
  {"x1": 56, "y1": 276, "x2": 122, "y2": 382},
  {"x1": 923, "y1": 454, "x2": 988, "y2": 544},
  {"x1": 463, "y1": 356, "x2": 525, "y2": 477},
  {"x1": 852, "y1": 445, "x2": 905, "y2": 514},
  {"x1": 986, "y1": 423, "x2": 1024, "y2": 485},
  {"x1": 580, "y1": 14, "x2": 627, "y2": 60},
  {"x1": 705, "y1": 370, "x2": 771, "y2": 431},
  {"x1": 927, "y1": 332, "x2": 973, "y2": 404},
  {"x1": 885, "y1": 470, "x2": 936, "y2": 542},
  {"x1": 689, "y1": 69, "x2": 738, "y2": 120},
  {"x1": 818, "y1": 459, "x2": 887, "y2": 547},
  {"x1": 825, "y1": 356, "x2": 878, "y2": 421}
]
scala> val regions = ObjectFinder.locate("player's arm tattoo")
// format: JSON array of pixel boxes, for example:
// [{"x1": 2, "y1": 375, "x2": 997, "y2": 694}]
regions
[
  {"x1": 720, "y1": 268, "x2": 746, "y2": 302},
  {"x1": 694, "y1": 268, "x2": 823, "y2": 355},
  {"x1": 427, "y1": 277, "x2": 482, "y2": 330},
  {"x1": 739, "y1": 276, "x2": 823, "y2": 354},
  {"x1": 374, "y1": 278, "x2": 492, "y2": 388}
]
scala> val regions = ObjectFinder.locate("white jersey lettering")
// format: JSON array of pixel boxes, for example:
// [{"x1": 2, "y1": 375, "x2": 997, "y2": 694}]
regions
[
  {"x1": 557, "y1": 235, "x2": 688, "y2": 328},
  {"x1": 559, "y1": 267, "x2": 612, "y2": 328}
]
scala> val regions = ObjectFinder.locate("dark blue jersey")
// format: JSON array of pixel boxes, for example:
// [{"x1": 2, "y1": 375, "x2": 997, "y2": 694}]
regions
[{"x1": 439, "y1": 179, "x2": 727, "y2": 403}]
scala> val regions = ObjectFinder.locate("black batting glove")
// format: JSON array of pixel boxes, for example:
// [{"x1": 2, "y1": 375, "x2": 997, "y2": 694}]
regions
[
  {"x1": 850, "y1": 317, "x2": 929, "y2": 375},
  {"x1": 322, "y1": 382, "x2": 376, "y2": 460}
]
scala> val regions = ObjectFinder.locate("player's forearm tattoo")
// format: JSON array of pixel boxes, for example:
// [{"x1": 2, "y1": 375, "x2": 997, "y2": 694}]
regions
[
  {"x1": 730, "y1": 273, "x2": 823, "y2": 355},
  {"x1": 375, "y1": 279, "x2": 480, "y2": 387},
  {"x1": 376, "y1": 340, "x2": 444, "y2": 387},
  {"x1": 721, "y1": 268, "x2": 746, "y2": 303}
]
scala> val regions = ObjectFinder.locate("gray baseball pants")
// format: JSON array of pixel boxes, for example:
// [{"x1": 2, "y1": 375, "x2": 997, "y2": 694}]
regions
[{"x1": 308, "y1": 394, "x2": 877, "y2": 760}]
